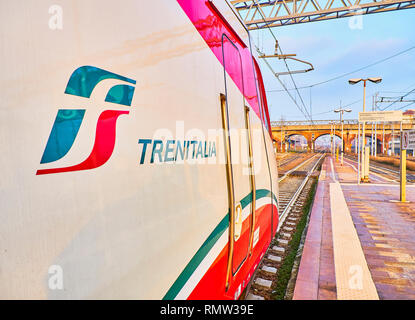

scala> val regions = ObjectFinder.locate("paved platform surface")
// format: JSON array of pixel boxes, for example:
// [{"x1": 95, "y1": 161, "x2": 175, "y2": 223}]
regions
[{"x1": 293, "y1": 156, "x2": 415, "y2": 300}]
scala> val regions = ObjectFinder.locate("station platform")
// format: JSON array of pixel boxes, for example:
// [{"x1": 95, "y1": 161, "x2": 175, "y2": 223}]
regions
[{"x1": 293, "y1": 156, "x2": 415, "y2": 300}]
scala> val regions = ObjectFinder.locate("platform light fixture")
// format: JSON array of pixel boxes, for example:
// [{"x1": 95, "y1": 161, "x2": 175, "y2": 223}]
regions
[
  {"x1": 334, "y1": 108, "x2": 352, "y2": 113},
  {"x1": 348, "y1": 77, "x2": 382, "y2": 181},
  {"x1": 334, "y1": 108, "x2": 352, "y2": 165},
  {"x1": 349, "y1": 77, "x2": 382, "y2": 85}
]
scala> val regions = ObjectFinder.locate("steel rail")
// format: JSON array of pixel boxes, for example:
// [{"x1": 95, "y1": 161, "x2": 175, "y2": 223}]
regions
[
  {"x1": 278, "y1": 153, "x2": 320, "y2": 183},
  {"x1": 343, "y1": 154, "x2": 415, "y2": 182},
  {"x1": 243, "y1": 152, "x2": 324, "y2": 300},
  {"x1": 278, "y1": 154, "x2": 301, "y2": 168},
  {"x1": 277, "y1": 153, "x2": 325, "y2": 232}
]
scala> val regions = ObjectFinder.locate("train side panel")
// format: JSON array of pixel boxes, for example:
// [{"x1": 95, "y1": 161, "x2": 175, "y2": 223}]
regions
[{"x1": 0, "y1": 0, "x2": 278, "y2": 299}]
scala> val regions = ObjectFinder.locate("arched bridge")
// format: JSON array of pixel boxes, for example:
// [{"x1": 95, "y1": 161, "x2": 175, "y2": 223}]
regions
[{"x1": 271, "y1": 118, "x2": 415, "y2": 153}]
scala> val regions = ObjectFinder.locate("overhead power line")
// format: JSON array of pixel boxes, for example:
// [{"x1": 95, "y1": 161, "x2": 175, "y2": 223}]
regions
[
  {"x1": 396, "y1": 102, "x2": 415, "y2": 110},
  {"x1": 258, "y1": 46, "x2": 312, "y2": 121},
  {"x1": 380, "y1": 85, "x2": 415, "y2": 110},
  {"x1": 266, "y1": 45, "x2": 415, "y2": 93},
  {"x1": 250, "y1": 0, "x2": 312, "y2": 121},
  {"x1": 292, "y1": 98, "x2": 361, "y2": 118}
]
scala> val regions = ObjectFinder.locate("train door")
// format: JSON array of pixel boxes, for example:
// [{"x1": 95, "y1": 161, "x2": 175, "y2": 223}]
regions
[
  {"x1": 254, "y1": 59, "x2": 278, "y2": 238},
  {"x1": 220, "y1": 34, "x2": 254, "y2": 288}
]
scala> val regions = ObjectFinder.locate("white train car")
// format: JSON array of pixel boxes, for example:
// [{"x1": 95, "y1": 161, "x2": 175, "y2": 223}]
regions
[{"x1": 0, "y1": 0, "x2": 278, "y2": 299}]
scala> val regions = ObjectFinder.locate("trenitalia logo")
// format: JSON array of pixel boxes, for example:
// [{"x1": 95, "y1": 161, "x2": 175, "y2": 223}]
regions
[{"x1": 36, "y1": 66, "x2": 136, "y2": 175}]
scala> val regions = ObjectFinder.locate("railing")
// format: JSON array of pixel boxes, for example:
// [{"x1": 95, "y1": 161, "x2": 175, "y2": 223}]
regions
[
  {"x1": 271, "y1": 120, "x2": 358, "y2": 126},
  {"x1": 271, "y1": 117, "x2": 415, "y2": 127}
]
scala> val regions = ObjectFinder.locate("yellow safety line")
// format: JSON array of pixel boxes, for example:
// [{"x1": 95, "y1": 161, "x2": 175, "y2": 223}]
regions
[{"x1": 330, "y1": 182, "x2": 379, "y2": 300}]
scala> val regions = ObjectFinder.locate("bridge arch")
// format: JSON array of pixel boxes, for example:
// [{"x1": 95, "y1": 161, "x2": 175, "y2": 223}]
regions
[
  {"x1": 314, "y1": 133, "x2": 342, "y2": 152},
  {"x1": 286, "y1": 133, "x2": 309, "y2": 151},
  {"x1": 314, "y1": 132, "x2": 342, "y2": 141},
  {"x1": 271, "y1": 120, "x2": 410, "y2": 154}
]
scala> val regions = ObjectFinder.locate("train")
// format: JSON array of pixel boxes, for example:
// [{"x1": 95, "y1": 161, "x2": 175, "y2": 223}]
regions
[{"x1": 0, "y1": 0, "x2": 278, "y2": 299}]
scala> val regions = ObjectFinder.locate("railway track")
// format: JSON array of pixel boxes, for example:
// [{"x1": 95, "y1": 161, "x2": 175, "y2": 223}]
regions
[
  {"x1": 278, "y1": 154, "x2": 319, "y2": 183},
  {"x1": 277, "y1": 152, "x2": 311, "y2": 168},
  {"x1": 343, "y1": 154, "x2": 415, "y2": 183},
  {"x1": 244, "y1": 153, "x2": 325, "y2": 300},
  {"x1": 277, "y1": 154, "x2": 301, "y2": 168}
]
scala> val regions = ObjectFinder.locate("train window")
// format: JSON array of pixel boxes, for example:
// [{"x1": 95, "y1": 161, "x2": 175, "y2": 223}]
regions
[
  {"x1": 253, "y1": 59, "x2": 271, "y2": 134},
  {"x1": 208, "y1": 0, "x2": 249, "y2": 47}
]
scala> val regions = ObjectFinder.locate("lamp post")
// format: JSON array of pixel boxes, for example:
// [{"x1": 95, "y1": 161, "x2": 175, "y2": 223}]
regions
[
  {"x1": 330, "y1": 121, "x2": 334, "y2": 155},
  {"x1": 334, "y1": 107, "x2": 352, "y2": 165},
  {"x1": 349, "y1": 77, "x2": 382, "y2": 181}
]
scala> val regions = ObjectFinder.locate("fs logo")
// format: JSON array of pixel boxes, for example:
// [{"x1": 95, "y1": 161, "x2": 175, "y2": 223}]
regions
[{"x1": 37, "y1": 66, "x2": 136, "y2": 175}]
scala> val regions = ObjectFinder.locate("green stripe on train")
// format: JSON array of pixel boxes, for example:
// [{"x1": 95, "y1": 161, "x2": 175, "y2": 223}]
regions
[{"x1": 162, "y1": 189, "x2": 277, "y2": 300}]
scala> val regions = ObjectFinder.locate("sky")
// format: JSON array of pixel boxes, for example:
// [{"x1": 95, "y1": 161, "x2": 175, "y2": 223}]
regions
[{"x1": 252, "y1": 9, "x2": 415, "y2": 122}]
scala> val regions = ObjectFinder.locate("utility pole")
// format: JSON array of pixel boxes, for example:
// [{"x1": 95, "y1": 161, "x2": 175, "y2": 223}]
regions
[
  {"x1": 334, "y1": 107, "x2": 352, "y2": 166},
  {"x1": 349, "y1": 77, "x2": 382, "y2": 181},
  {"x1": 370, "y1": 96, "x2": 375, "y2": 156},
  {"x1": 280, "y1": 116, "x2": 285, "y2": 153},
  {"x1": 400, "y1": 121, "x2": 406, "y2": 202},
  {"x1": 374, "y1": 93, "x2": 378, "y2": 155},
  {"x1": 330, "y1": 122, "x2": 333, "y2": 155},
  {"x1": 333, "y1": 121, "x2": 336, "y2": 156}
]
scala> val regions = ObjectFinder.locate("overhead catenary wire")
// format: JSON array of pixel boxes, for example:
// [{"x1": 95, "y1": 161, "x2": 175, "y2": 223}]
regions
[
  {"x1": 266, "y1": 45, "x2": 415, "y2": 93},
  {"x1": 281, "y1": 98, "x2": 362, "y2": 119},
  {"x1": 248, "y1": 1, "x2": 415, "y2": 119},
  {"x1": 380, "y1": 86, "x2": 415, "y2": 111},
  {"x1": 258, "y1": 46, "x2": 312, "y2": 121},
  {"x1": 313, "y1": 99, "x2": 362, "y2": 116},
  {"x1": 396, "y1": 101, "x2": 415, "y2": 110},
  {"x1": 250, "y1": 0, "x2": 313, "y2": 121}
]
